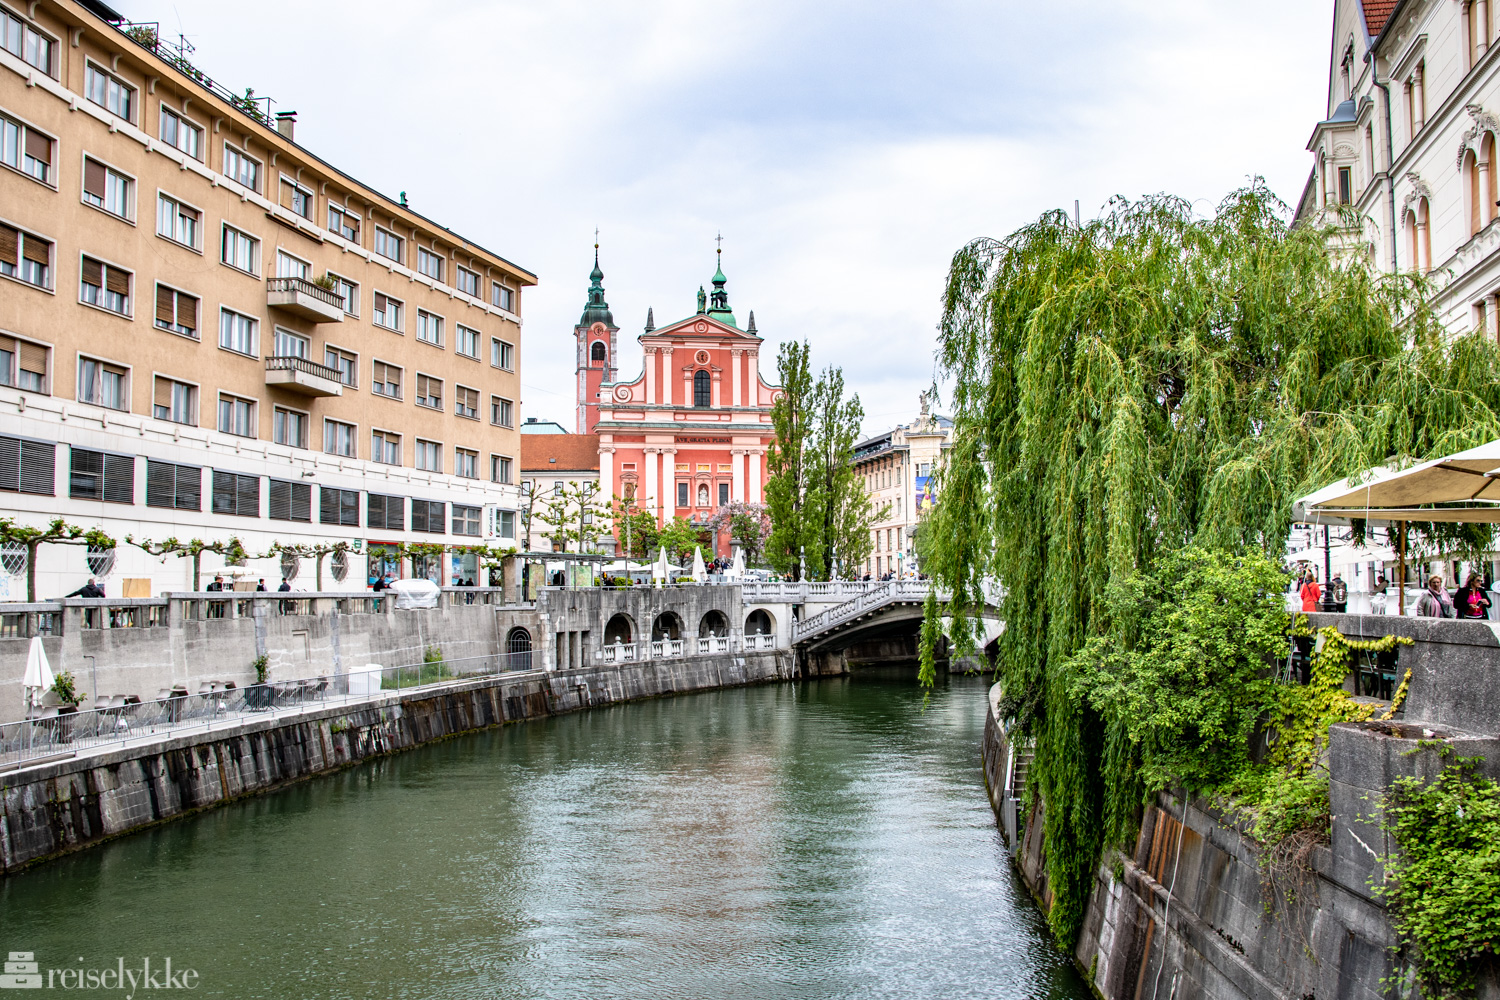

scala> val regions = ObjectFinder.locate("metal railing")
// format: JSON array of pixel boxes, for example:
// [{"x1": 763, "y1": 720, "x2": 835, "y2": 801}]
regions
[
  {"x1": 264, "y1": 353, "x2": 344, "y2": 383},
  {"x1": 266, "y1": 276, "x2": 346, "y2": 311},
  {"x1": 0, "y1": 649, "x2": 536, "y2": 772}
]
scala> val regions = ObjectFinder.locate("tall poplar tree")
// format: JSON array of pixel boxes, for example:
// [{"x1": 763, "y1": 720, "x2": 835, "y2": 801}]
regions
[
  {"x1": 809, "y1": 366, "x2": 879, "y2": 579},
  {"x1": 764, "y1": 341, "x2": 816, "y2": 579}
]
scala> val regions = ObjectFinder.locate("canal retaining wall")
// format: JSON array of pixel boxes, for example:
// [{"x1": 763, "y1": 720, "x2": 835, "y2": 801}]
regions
[
  {"x1": 982, "y1": 610, "x2": 1500, "y2": 1000},
  {"x1": 1, "y1": 648, "x2": 795, "y2": 873}
]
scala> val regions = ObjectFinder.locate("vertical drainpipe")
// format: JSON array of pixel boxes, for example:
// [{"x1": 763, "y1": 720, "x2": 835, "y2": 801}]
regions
[{"x1": 1369, "y1": 52, "x2": 1401, "y2": 272}]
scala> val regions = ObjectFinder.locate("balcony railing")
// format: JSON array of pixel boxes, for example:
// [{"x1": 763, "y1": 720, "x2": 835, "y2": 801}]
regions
[
  {"x1": 264, "y1": 355, "x2": 344, "y2": 396},
  {"x1": 266, "y1": 276, "x2": 346, "y2": 323}
]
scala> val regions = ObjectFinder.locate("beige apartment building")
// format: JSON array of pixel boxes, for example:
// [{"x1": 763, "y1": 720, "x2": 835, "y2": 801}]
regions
[
  {"x1": 852, "y1": 396, "x2": 950, "y2": 579},
  {"x1": 0, "y1": 0, "x2": 533, "y2": 597}
]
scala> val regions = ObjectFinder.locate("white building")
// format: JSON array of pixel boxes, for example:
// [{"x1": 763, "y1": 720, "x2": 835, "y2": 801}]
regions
[{"x1": 851, "y1": 396, "x2": 951, "y2": 579}]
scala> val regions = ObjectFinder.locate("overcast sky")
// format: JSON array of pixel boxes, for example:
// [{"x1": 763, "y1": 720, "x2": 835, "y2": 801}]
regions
[{"x1": 123, "y1": 0, "x2": 1332, "y2": 435}]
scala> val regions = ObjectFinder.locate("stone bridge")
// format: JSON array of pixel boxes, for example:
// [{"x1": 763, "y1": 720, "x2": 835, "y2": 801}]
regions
[{"x1": 789, "y1": 580, "x2": 1003, "y2": 673}]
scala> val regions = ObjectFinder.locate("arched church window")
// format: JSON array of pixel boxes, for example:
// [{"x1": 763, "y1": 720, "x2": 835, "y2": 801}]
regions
[
  {"x1": 591, "y1": 341, "x2": 607, "y2": 361},
  {"x1": 694, "y1": 370, "x2": 711, "y2": 407}
]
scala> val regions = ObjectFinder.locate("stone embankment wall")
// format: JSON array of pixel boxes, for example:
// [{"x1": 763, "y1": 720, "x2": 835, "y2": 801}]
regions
[
  {"x1": 982, "y1": 610, "x2": 1500, "y2": 1000},
  {"x1": 1, "y1": 648, "x2": 795, "y2": 873}
]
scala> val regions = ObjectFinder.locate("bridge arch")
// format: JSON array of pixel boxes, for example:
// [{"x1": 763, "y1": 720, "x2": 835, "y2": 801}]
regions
[
  {"x1": 699, "y1": 610, "x2": 729, "y2": 637},
  {"x1": 604, "y1": 613, "x2": 635, "y2": 645},
  {"x1": 651, "y1": 612, "x2": 684, "y2": 641},
  {"x1": 745, "y1": 609, "x2": 774, "y2": 636}
]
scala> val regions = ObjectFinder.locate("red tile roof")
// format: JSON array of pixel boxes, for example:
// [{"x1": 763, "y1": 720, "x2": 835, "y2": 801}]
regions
[
  {"x1": 1363, "y1": 0, "x2": 1398, "y2": 36},
  {"x1": 521, "y1": 434, "x2": 600, "y2": 473}
]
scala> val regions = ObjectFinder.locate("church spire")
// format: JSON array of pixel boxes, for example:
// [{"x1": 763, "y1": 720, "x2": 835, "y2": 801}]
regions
[
  {"x1": 578, "y1": 237, "x2": 615, "y2": 328},
  {"x1": 644, "y1": 307, "x2": 655, "y2": 333},
  {"x1": 706, "y1": 237, "x2": 737, "y2": 328}
]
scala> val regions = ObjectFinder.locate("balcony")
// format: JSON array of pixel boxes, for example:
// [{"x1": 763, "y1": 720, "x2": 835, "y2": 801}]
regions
[
  {"x1": 266, "y1": 276, "x2": 345, "y2": 323},
  {"x1": 264, "y1": 356, "x2": 344, "y2": 397}
]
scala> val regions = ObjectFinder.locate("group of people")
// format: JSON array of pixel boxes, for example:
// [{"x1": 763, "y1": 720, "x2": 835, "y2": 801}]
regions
[
  {"x1": 202, "y1": 575, "x2": 290, "y2": 592},
  {"x1": 1297, "y1": 568, "x2": 1493, "y2": 619}
]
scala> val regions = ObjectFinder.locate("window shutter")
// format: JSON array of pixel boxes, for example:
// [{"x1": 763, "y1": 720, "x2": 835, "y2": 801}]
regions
[
  {"x1": 84, "y1": 159, "x2": 107, "y2": 199},
  {"x1": 70, "y1": 448, "x2": 102, "y2": 500},
  {"x1": 340, "y1": 489, "x2": 359, "y2": 526},
  {"x1": 416, "y1": 374, "x2": 429, "y2": 400},
  {"x1": 269, "y1": 479, "x2": 291, "y2": 520},
  {"x1": 178, "y1": 292, "x2": 198, "y2": 333},
  {"x1": 236, "y1": 474, "x2": 259, "y2": 517},
  {"x1": 181, "y1": 204, "x2": 200, "y2": 223},
  {"x1": 367, "y1": 493, "x2": 386, "y2": 528},
  {"x1": 388, "y1": 495, "x2": 404, "y2": 531},
  {"x1": 21, "y1": 234, "x2": 48, "y2": 265},
  {"x1": 291, "y1": 482, "x2": 311, "y2": 522},
  {"x1": 156, "y1": 285, "x2": 175, "y2": 324},
  {"x1": 104, "y1": 452, "x2": 133, "y2": 504},
  {"x1": 174, "y1": 464, "x2": 201, "y2": 510},
  {"x1": 375, "y1": 292, "x2": 387, "y2": 312},
  {"x1": 211, "y1": 470, "x2": 235, "y2": 513},
  {"x1": 320, "y1": 487, "x2": 340, "y2": 524},
  {"x1": 0, "y1": 224, "x2": 18, "y2": 265},
  {"x1": 104, "y1": 265, "x2": 129, "y2": 295},
  {"x1": 24, "y1": 129, "x2": 50, "y2": 164},
  {"x1": 81, "y1": 256, "x2": 103, "y2": 286},
  {"x1": 19, "y1": 440, "x2": 55, "y2": 495},
  {"x1": 411, "y1": 499, "x2": 428, "y2": 533},
  {"x1": 0, "y1": 436, "x2": 20, "y2": 492},
  {"x1": 154, "y1": 377, "x2": 172, "y2": 408},
  {"x1": 147, "y1": 459, "x2": 174, "y2": 507},
  {"x1": 18, "y1": 342, "x2": 46, "y2": 378}
]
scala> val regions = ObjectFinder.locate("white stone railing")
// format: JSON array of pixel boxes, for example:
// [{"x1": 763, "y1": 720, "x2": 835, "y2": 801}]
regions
[
  {"x1": 741, "y1": 580, "x2": 882, "y2": 603},
  {"x1": 791, "y1": 580, "x2": 939, "y2": 643},
  {"x1": 599, "y1": 633, "x2": 774, "y2": 663}
]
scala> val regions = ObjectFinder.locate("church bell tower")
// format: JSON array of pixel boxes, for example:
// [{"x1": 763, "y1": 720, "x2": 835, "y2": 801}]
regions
[{"x1": 575, "y1": 242, "x2": 619, "y2": 433}]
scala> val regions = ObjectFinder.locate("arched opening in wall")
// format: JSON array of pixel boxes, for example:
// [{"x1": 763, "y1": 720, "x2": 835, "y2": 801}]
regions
[
  {"x1": 280, "y1": 551, "x2": 300, "y2": 583},
  {"x1": 507, "y1": 627, "x2": 532, "y2": 670},
  {"x1": 591, "y1": 340, "x2": 607, "y2": 362},
  {"x1": 745, "y1": 609, "x2": 774, "y2": 636},
  {"x1": 1407, "y1": 209, "x2": 1420, "y2": 272},
  {"x1": 604, "y1": 613, "x2": 634, "y2": 645},
  {"x1": 697, "y1": 483, "x2": 710, "y2": 507},
  {"x1": 693, "y1": 369, "x2": 711, "y2": 407},
  {"x1": 86, "y1": 544, "x2": 115, "y2": 579},
  {"x1": 1467, "y1": 149, "x2": 1482, "y2": 236},
  {"x1": 1485, "y1": 133, "x2": 1498, "y2": 228},
  {"x1": 1419, "y1": 198, "x2": 1432, "y2": 273},
  {"x1": 623, "y1": 480, "x2": 637, "y2": 500},
  {"x1": 651, "y1": 612, "x2": 683, "y2": 641},
  {"x1": 699, "y1": 610, "x2": 729, "y2": 637},
  {"x1": 331, "y1": 548, "x2": 349, "y2": 583}
]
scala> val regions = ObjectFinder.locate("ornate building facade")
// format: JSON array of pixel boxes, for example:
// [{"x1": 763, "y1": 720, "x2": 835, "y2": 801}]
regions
[
  {"x1": 573, "y1": 250, "x2": 780, "y2": 553},
  {"x1": 1299, "y1": 0, "x2": 1500, "y2": 334}
]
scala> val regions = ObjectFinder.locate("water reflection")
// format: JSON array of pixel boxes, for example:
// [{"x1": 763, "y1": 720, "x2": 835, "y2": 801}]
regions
[{"x1": 1, "y1": 669, "x2": 1090, "y2": 1000}]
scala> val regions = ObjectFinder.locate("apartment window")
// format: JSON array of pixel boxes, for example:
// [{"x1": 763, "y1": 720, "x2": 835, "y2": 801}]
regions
[
  {"x1": 371, "y1": 429, "x2": 402, "y2": 465},
  {"x1": 84, "y1": 64, "x2": 132, "y2": 120},
  {"x1": 153, "y1": 376, "x2": 196, "y2": 425},
  {"x1": 372, "y1": 360, "x2": 402, "y2": 399},
  {"x1": 374, "y1": 227, "x2": 403, "y2": 263},
  {"x1": 456, "y1": 267, "x2": 480, "y2": 297},
  {"x1": 0, "y1": 335, "x2": 48, "y2": 392},
  {"x1": 211, "y1": 470, "x2": 260, "y2": 517},
  {"x1": 320, "y1": 487, "x2": 360, "y2": 526},
  {"x1": 456, "y1": 324, "x2": 480, "y2": 359},
  {"x1": 415, "y1": 373, "x2": 443, "y2": 409},
  {"x1": 415, "y1": 439, "x2": 442, "y2": 472},
  {"x1": 0, "y1": 113, "x2": 51, "y2": 183},
  {"x1": 491, "y1": 338, "x2": 514, "y2": 370},
  {"x1": 1, "y1": 6, "x2": 55, "y2": 76},
  {"x1": 491, "y1": 396, "x2": 514, "y2": 428},
  {"x1": 77, "y1": 357, "x2": 127, "y2": 410},
  {"x1": 452, "y1": 504, "x2": 481, "y2": 536},
  {"x1": 677, "y1": 481, "x2": 689, "y2": 508},
  {"x1": 719, "y1": 483, "x2": 730, "y2": 506},
  {"x1": 416, "y1": 309, "x2": 443, "y2": 346},
  {"x1": 281, "y1": 178, "x2": 313, "y2": 219},
  {"x1": 455, "y1": 447, "x2": 478, "y2": 479},
  {"x1": 268, "y1": 479, "x2": 313, "y2": 522},
  {"x1": 80, "y1": 257, "x2": 130, "y2": 315},
  {"x1": 66, "y1": 447, "x2": 133, "y2": 504},
  {"x1": 157, "y1": 194, "x2": 200, "y2": 249},
  {"x1": 146, "y1": 460, "x2": 200, "y2": 510},
  {"x1": 1338, "y1": 167, "x2": 1352, "y2": 206},
  {"x1": 154, "y1": 285, "x2": 199, "y2": 338},
  {"x1": 217, "y1": 393, "x2": 256, "y2": 437},
  {"x1": 324, "y1": 418, "x2": 357, "y2": 457},
  {"x1": 329, "y1": 274, "x2": 358, "y2": 316},
  {"x1": 219, "y1": 308, "x2": 258, "y2": 356},
  {"x1": 159, "y1": 106, "x2": 202, "y2": 161},
  {"x1": 327, "y1": 204, "x2": 360, "y2": 242},
  {"x1": 274, "y1": 329, "x2": 309, "y2": 359},
  {"x1": 221, "y1": 224, "x2": 260, "y2": 274},
  {"x1": 273, "y1": 406, "x2": 309, "y2": 448},
  {"x1": 491, "y1": 282, "x2": 514, "y2": 311},
  {"x1": 276, "y1": 250, "x2": 310, "y2": 280},
  {"x1": 1, "y1": 224, "x2": 51, "y2": 287},
  {"x1": 491, "y1": 454, "x2": 513, "y2": 484},
  {"x1": 411, "y1": 499, "x2": 446, "y2": 534},
  {"x1": 367, "y1": 492, "x2": 405, "y2": 530},
  {"x1": 0, "y1": 434, "x2": 54, "y2": 495},
  {"x1": 223, "y1": 143, "x2": 260, "y2": 191},
  {"x1": 325, "y1": 346, "x2": 357, "y2": 387},
  {"x1": 496, "y1": 509, "x2": 516, "y2": 539},
  {"x1": 373, "y1": 292, "x2": 403, "y2": 331},
  {"x1": 82, "y1": 157, "x2": 132, "y2": 218},
  {"x1": 455, "y1": 385, "x2": 479, "y2": 420},
  {"x1": 416, "y1": 247, "x2": 444, "y2": 282}
]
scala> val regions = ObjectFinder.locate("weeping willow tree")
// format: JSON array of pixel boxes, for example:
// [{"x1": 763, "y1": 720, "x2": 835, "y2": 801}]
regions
[{"x1": 920, "y1": 183, "x2": 1500, "y2": 948}]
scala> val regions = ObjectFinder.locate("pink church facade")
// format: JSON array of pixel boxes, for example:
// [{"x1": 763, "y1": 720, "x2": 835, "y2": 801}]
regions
[{"x1": 573, "y1": 251, "x2": 779, "y2": 553}]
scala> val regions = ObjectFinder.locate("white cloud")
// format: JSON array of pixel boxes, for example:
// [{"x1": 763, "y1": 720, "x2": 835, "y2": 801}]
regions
[{"x1": 130, "y1": 0, "x2": 1331, "y2": 434}]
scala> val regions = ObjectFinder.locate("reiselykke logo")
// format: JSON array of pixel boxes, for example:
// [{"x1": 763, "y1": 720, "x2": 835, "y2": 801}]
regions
[{"x1": 0, "y1": 953, "x2": 199, "y2": 996}]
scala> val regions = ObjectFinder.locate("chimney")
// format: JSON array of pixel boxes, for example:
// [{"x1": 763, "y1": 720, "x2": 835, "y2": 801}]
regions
[{"x1": 275, "y1": 111, "x2": 297, "y2": 141}]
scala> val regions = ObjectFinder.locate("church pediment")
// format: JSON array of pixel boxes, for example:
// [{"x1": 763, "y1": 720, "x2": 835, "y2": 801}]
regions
[{"x1": 645, "y1": 314, "x2": 759, "y2": 343}]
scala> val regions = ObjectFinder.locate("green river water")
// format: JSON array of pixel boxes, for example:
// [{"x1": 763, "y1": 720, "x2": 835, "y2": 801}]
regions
[{"x1": 1, "y1": 669, "x2": 1091, "y2": 1000}]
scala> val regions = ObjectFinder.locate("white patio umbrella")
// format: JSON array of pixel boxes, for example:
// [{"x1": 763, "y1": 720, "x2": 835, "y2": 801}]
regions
[
  {"x1": 729, "y1": 547, "x2": 746, "y2": 581},
  {"x1": 691, "y1": 546, "x2": 707, "y2": 583},
  {"x1": 652, "y1": 547, "x2": 669, "y2": 587},
  {"x1": 1292, "y1": 438, "x2": 1500, "y2": 524},
  {"x1": 22, "y1": 636, "x2": 54, "y2": 715}
]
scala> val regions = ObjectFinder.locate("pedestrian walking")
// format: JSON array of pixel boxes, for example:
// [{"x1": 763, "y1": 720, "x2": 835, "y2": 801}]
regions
[
  {"x1": 1454, "y1": 572, "x2": 1492, "y2": 620},
  {"x1": 1416, "y1": 575, "x2": 1455, "y2": 618},
  {"x1": 1329, "y1": 573, "x2": 1348, "y2": 613},
  {"x1": 1299, "y1": 572, "x2": 1322, "y2": 613}
]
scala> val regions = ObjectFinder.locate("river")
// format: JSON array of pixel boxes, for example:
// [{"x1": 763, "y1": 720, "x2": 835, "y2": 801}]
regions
[{"x1": 1, "y1": 669, "x2": 1089, "y2": 1000}]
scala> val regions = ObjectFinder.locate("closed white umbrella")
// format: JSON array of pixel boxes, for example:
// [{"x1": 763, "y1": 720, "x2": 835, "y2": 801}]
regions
[
  {"x1": 731, "y1": 547, "x2": 745, "y2": 580},
  {"x1": 691, "y1": 546, "x2": 707, "y2": 583},
  {"x1": 652, "y1": 547, "x2": 668, "y2": 588},
  {"x1": 22, "y1": 636, "x2": 54, "y2": 714}
]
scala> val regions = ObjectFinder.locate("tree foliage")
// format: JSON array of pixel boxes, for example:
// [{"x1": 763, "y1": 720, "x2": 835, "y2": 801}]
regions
[
  {"x1": 656, "y1": 516, "x2": 704, "y2": 565},
  {"x1": 0, "y1": 517, "x2": 117, "y2": 601},
  {"x1": 610, "y1": 494, "x2": 660, "y2": 559},
  {"x1": 706, "y1": 502, "x2": 771, "y2": 564},
  {"x1": 921, "y1": 183, "x2": 1500, "y2": 947},
  {"x1": 765, "y1": 340, "x2": 817, "y2": 578},
  {"x1": 126, "y1": 535, "x2": 247, "y2": 592}
]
